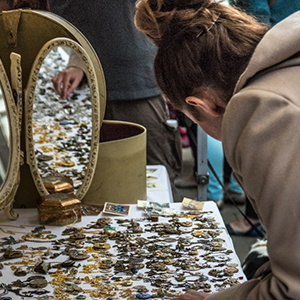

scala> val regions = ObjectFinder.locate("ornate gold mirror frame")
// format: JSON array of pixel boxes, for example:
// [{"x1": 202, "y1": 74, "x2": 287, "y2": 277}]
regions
[
  {"x1": 25, "y1": 38, "x2": 100, "y2": 200},
  {"x1": 0, "y1": 53, "x2": 22, "y2": 219},
  {"x1": 0, "y1": 9, "x2": 106, "y2": 212}
]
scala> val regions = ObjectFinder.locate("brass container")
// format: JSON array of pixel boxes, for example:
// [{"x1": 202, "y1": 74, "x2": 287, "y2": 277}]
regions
[
  {"x1": 42, "y1": 175, "x2": 74, "y2": 194},
  {"x1": 83, "y1": 120, "x2": 147, "y2": 205},
  {"x1": 38, "y1": 193, "x2": 82, "y2": 226}
]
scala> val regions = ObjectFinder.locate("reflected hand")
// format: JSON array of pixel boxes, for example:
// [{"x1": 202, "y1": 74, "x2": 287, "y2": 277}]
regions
[
  {"x1": 52, "y1": 66, "x2": 84, "y2": 100},
  {"x1": 172, "y1": 290, "x2": 209, "y2": 300}
]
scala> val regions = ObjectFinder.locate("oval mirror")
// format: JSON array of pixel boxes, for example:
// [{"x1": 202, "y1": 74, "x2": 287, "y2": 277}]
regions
[
  {"x1": 0, "y1": 55, "x2": 21, "y2": 218},
  {"x1": 25, "y1": 38, "x2": 100, "y2": 200},
  {"x1": 0, "y1": 85, "x2": 10, "y2": 187}
]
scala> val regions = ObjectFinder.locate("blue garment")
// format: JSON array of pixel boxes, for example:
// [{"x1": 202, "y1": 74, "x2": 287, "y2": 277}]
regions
[
  {"x1": 207, "y1": 136, "x2": 243, "y2": 200},
  {"x1": 181, "y1": 114, "x2": 243, "y2": 201},
  {"x1": 229, "y1": 0, "x2": 300, "y2": 26}
]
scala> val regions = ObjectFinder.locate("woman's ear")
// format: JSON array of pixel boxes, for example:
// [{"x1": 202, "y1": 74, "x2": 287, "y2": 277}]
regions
[{"x1": 185, "y1": 96, "x2": 223, "y2": 117}]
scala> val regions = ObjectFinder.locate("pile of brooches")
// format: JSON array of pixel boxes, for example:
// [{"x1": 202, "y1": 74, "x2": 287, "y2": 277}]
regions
[
  {"x1": 32, "y1": 47, "x2": 92, "y2": 191},
  {"x1": 0, "y1": 210, "x2": 243, "y2": 299}
]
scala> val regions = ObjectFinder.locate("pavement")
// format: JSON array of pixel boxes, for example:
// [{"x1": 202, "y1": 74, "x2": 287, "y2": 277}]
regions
[{"x1": 173, "y1": 147, "x2": 258, "y2": 264}]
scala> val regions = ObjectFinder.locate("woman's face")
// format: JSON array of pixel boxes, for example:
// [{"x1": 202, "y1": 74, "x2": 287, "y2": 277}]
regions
[
  {"x1": 182, "y1": 90, "x2": 227, "y2": 141},
  {"x1": 183, "y1": 108, "x2": 224, "y2": 141}
]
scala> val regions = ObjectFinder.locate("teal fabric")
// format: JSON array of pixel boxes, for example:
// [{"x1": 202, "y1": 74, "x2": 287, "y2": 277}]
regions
[
  {"x1": 207, "y1": 135, "x2": 224, "y2": 200},
  {"x1": 207, "y1": 136, "x2": 243, "y2": 200},
  {"x1": 229, "y1": 0, "x2": 300, "y2": 26}
]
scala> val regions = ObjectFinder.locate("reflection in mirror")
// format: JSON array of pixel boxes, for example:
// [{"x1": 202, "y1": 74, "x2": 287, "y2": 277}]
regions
[
  {"x1": 32, "y1": 47, "x2": 92, "y2": 192},
  {"x1": 0, "y1": 84, "x2": 10, "y2": 187}
]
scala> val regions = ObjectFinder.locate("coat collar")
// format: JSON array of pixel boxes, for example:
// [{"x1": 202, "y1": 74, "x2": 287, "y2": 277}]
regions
[{"x1": 234, "y1": 11, "x2": 300, "y2": 94}]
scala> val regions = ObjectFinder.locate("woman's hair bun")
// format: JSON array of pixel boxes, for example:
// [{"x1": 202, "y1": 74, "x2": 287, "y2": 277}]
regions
[{"x1": 135, "y1": 0, "x2": 214, "y2": 46}]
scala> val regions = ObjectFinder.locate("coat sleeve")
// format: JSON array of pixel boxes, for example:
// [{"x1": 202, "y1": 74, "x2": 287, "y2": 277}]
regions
[
  {"x1": 67, "y1": 49, "x2": 87, "y2": 73},
  {"x1": 207, "y1": 87, "x2": 300, "y2": 299}
]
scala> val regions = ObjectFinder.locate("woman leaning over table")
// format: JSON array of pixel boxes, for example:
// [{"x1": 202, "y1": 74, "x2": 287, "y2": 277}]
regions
[{"x1": 135, "y1": 0, "x2": 300, "y2": 299}]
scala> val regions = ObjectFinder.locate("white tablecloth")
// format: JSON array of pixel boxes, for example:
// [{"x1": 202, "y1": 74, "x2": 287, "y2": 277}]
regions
[
  {"x1": 146, "y1": 165, "x2": 173, "y2": 203},
  {"x1": 0, "y1": 202, "x2": 246, "y2": 299}
]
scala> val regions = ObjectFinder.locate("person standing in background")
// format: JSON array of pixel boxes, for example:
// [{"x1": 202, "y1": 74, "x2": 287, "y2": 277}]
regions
[{"x1": 50, "y1": 0, "x2": 182, "y2": 195}]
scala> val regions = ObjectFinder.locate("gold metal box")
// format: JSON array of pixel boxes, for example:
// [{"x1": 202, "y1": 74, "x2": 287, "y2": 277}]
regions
[
  {"x1": 42, "y1": 175, "x2": 74, "y2": 194},
  {"x1": 38, "y1": 193, "x2": 81, "y2": 226}
]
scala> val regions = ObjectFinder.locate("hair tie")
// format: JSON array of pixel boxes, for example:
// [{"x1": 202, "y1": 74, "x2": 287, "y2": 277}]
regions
[{"x1": 196, "y1": 13, "x2": 220, "y2": 38}]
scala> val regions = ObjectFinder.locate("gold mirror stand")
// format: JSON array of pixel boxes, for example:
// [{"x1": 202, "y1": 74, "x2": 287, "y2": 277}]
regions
[{"x1": 0, "y1": 53, "x2": 22, "y2": 219}]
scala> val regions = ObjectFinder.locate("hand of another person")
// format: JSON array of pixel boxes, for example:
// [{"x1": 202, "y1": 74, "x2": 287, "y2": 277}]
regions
[
  {"x1": 52, "y1": 67, "x2": 84, "y2": 100},
  {"x1": 172, "y1": 290, "x2": 209, "y2": 300}
]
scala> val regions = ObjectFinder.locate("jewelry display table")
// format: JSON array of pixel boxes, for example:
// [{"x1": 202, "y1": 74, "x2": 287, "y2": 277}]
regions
[
  {"x1": 146, "y1": 165, "x2": 173, "y2": 203},
  {"x1": 0, "y1": 202, "x2": 246, "y2": 299}
]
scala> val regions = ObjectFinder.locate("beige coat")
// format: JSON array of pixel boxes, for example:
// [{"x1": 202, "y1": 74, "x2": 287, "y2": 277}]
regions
[{"x1": 207, "y1": 11, "x2": 300, "y2": 300}]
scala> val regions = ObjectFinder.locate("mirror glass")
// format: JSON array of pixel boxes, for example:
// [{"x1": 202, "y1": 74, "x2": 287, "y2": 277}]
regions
[
  {"x1": 32, "y1": 47, "x2": 92, "y2": 192},
  {"x1": 0, "y1": 84, "x2": 10, "y2": 188}
]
